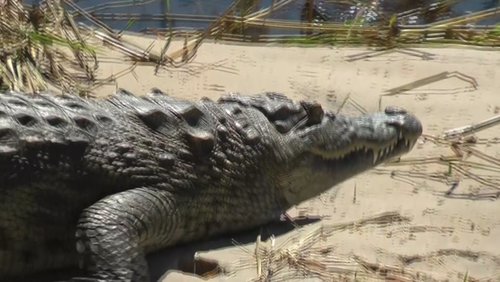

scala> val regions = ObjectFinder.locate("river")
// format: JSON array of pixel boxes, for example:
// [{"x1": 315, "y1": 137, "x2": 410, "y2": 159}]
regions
[{"x1": 26, "y1": 0, "x2": 499, "y2": 33}]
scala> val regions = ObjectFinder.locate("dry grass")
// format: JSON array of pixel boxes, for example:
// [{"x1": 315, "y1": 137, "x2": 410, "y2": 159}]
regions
[
  {"x1": 1, "y1": 0, "x2": 498, "y2": 94},
  {"x1": 0, "y1": 0, "x2": 209, "y2": 95},
  {"x1": 228, "y1": 212, "x2": 440, "y2": 281},
  {"x1": 136, "y1": 0, "x2": 500, "y2": 47},
  {"x1": 0, "y1": 0, "x2": 98, "y2": 94}
]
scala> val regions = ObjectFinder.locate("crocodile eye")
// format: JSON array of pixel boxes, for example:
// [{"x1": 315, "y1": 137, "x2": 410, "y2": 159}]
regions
[{"x1": 301, "y1": 101, "x2": 324, "y2": 125}]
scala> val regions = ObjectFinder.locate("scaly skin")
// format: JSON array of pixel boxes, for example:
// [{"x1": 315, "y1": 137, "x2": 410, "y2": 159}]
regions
[{"x1": 0, "y1": 89, "x2": 422, "y2": 281}]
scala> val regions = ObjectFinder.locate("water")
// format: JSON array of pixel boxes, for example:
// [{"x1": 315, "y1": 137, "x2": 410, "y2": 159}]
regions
[{"x1": 27, "y1": 0, "x2": 499, "y2": 33}]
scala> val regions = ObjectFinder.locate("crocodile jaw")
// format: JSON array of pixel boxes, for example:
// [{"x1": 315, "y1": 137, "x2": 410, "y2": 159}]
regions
[
  {"x1": 279, "y1": 107, "x2": 422, "y2": 206},
  {"x1": 309, "y1": 132, "x2": 418, "y2": 165}
]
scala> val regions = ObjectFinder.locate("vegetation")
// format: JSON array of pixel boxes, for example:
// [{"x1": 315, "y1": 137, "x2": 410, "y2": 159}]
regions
[
  {"x1": 100, "y1": 0, "x2": 499, "y2": 47},
  {"x1": 0, "y1": 0, "x2": 203, "y2": 94},
  {"x1": 1, "y1": 0, "x2": 499, "y2": 94},
  {"x1": 0, "y1": 0, "x2": 98, "y2": 94}
]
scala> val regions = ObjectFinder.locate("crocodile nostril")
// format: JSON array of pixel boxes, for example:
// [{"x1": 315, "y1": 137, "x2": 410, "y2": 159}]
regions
[{"x1": 385, "y1": 106, "x2": 407, "y2": 115}]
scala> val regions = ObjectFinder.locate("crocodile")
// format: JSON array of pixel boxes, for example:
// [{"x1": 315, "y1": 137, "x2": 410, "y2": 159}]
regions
[{"x1": 0, "y1": 89, "x2": 422, "y2": 281}]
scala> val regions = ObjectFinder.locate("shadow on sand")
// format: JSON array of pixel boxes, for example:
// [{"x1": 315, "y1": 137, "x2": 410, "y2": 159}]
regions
[{"x1": 22, "y1": 217, "x2": 320, "y2": 282}]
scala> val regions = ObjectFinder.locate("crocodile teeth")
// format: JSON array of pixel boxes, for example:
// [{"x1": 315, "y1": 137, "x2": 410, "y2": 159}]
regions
[
  {"x1": 409, "y1": 139, "x2": 417, "y2": 148},
  {"x1": 372, "y1": 150, "x2": 378, "y2": 164}
]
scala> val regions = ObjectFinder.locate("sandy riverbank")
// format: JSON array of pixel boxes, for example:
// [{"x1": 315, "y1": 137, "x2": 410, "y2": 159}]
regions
[{"x1": 96, "y1": 34, "x2": 500, "y2": 281}]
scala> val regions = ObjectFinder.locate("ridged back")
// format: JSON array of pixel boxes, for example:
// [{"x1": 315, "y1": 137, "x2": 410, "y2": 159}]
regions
[{"x1": 0, "y1": 91, "x2": 114, "y2": 157}]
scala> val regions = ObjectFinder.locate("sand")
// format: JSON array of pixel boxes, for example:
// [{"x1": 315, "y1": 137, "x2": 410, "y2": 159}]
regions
[{"x1": 95, "y1": 34, "x2": 500, "y2": 281}]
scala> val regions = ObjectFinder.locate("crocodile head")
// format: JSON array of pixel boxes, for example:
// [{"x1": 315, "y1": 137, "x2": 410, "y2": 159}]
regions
[{"x1": 280, "y1": 105, "x2": 422, "y2": 206}]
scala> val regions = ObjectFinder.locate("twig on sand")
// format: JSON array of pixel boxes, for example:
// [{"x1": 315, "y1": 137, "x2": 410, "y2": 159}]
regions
[{"x1": 442, "y1": 115, "x2": 500, "y2": 141}]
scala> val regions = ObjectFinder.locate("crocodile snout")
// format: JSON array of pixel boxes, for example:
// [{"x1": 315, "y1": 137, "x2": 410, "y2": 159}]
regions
[{"x1": 384, "y1": 106, "x2": 422, "y2": 139}]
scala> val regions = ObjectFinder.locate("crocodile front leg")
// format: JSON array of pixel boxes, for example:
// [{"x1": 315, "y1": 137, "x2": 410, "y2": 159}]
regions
[{"x1": 74, "y1": 187, "x2": 179, "y2": 282}]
